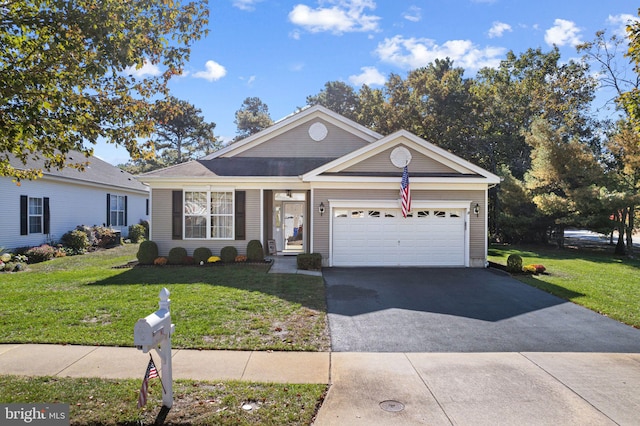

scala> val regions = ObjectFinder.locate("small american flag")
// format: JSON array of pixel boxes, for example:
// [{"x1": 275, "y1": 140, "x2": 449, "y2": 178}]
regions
[
  {"x1": 137, "y1": 355, "x2": 160, "y2": 408},
  {"x1": 401, "y1": 165, "x2": 411, "y2": 218}
]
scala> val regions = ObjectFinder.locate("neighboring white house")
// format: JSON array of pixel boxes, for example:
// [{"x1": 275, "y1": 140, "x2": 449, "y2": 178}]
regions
[
  {"x1": 1, "y1": 151, "x2": 149, "y2": 251},
  {"x1": 139, "y1": 106, "x2": 500, "y2": 267}
]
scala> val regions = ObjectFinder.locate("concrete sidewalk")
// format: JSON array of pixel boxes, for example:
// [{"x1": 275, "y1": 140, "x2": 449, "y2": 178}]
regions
[{"x1": 1, "y1": 344, "x2": 640, "y2": 425}]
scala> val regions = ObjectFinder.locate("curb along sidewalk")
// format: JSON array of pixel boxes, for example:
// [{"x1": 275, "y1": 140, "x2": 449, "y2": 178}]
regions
[
  {"x1": 0, "y1": 343, "x2": 330, "y2": 384},
  {"x1": 2, "y1": 345, "x2": 640, "y2": 425}
]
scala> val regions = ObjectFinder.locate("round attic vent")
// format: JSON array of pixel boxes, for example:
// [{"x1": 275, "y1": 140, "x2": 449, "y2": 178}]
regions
[
  {"x1": 390, "y1": 146, "x2": 412, "y2": 168},
  {"x1": 309, "y1": 122, "x2": 328, "y2": 141}
]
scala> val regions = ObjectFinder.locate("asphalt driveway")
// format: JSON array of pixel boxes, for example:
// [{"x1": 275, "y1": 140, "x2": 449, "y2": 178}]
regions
[{"x1": 324, "y1": 267, "x2": 640, "y2": 352}]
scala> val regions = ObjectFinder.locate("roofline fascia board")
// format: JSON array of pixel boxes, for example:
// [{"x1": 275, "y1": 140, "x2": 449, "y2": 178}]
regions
[
  {"x1": 328, "y1": 199, "x2": 473, "y2": 209},
  {"x1": 311, "y1": 181, "x2": 490, "y2": 191},
  {"x1": 34, "y1": 174, "x2": 149, "y2": 194},
  {"x1": 204, "y1": 105, "x2": 382, "y2": 159},
  {"x1": 304, "y1": 175, "x2": 499, "y2": 184}
]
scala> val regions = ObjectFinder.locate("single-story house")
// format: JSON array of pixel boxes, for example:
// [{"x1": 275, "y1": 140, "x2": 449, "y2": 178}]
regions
[
  {"x1": 1, "y1": 151, "x2": 149, "y2": 250},
  {"x1": 138, "y1": 105, "x2": 500, "y2": 267}
]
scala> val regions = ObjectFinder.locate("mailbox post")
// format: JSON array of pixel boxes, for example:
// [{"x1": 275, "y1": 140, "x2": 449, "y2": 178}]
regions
[{"x1": 134, "y1": 287, "x2": 175, "y2": 408}]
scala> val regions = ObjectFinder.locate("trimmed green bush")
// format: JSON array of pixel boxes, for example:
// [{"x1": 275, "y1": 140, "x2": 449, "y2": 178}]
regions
[
  {"x1": 220, "y1": 246, "x2": 238, "y2": 263},
  {"x1": 246, "y1": 240, "x2": 264, "y2": 262},
  {"x1": 61, "y1": 229, "x2": 89, "y2": 253},
  {"x1": 193, "y1": 247, "x2": 212, "y2": 264},
  {"x1": 507, "y1": 254, "x2": 523, "y2": 273},
  {"x1": 128, "y1": 224, "x2": 146, "y2": 243},
  {"x1": 297, "y1": 253, "x2": 322, "y2": 270},
  {"x1": 168, "y1": 247, "x2": 188, "y2": 265},
  {"x1": 136, "y1": 241, "x2": 158, "y2": 265}
]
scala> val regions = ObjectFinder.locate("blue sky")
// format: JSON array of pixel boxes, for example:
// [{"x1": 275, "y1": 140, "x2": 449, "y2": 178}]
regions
[{"x1": 96, "y1": 0, "x2": 638, "y2": 165}]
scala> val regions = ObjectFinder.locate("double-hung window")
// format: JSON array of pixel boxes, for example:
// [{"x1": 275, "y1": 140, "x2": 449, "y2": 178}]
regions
[
  {"x1": 109, "y1": 195, "x2": 126, "y2": 227},
  {"x1": 20, "y1": 195, "x2": 49, "y2": 235},
  {"x1": 28, "y1": 197, "x2": 43, "y2": 233},
  {"x1": 184, "y1": 190, "x2": 234, "y2": 239}
]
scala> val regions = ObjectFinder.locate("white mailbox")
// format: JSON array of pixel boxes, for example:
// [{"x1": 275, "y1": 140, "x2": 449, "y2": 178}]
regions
[
  {"x1": 134, "y1": 287, "x2": 174, "y2": 408},
  {"x1": 134, "y1": 308, "x2": 173, "y2": 353}
]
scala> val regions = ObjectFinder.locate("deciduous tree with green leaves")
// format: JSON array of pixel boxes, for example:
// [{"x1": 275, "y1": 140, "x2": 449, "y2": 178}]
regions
[{"x1": 0, "y1": 0, "x2": 209, "y2": 181}]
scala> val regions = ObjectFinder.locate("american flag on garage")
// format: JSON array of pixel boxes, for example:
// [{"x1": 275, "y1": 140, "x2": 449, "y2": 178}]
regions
[{"x1": 401, "y1": 165, "x2": 411, "y2": 218}]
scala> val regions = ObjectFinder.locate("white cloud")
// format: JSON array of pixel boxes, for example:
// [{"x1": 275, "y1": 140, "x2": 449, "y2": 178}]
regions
[
  {"x1": 193, "y1": 60, "x2": 227, "y2": 82},
  {"x1": 124, "y1": 61, "x2": 161, "y2": 78},
  {"x1": 545, "y1": 18, "x2": 582, "y2": 47},
  {"x1": 349, "y1": 66, "x2": 386, "y2": 86},
  {"x1": 233, "y1": 0, "x2": 262, "y2": 11},
  {"x1": 375, "y1": 35, "x2": 505, "y2": 71},
  {"x1": 607, "y1": 14, "x2": 640, "y2": 37},
  {"x1": 403, "y1": 6, "x2": 421, "y2": 23},
  {"x1": 488, "y1": 21, "x2": 512, "y2": 39},
  {"x1": 288, "y1": 0, "x2": 381, "y2": 34}
]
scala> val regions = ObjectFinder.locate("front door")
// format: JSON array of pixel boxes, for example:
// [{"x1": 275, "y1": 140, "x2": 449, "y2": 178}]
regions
[{"x1": 283, "y1": 202, "x2": 304, "y2": 253}]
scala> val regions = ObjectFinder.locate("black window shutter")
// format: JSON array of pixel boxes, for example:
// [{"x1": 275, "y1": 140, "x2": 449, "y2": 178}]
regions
[
  {"x1": 235, "y1": 191, "x2": 246, "y2": 240},
  {"x1": 43, "y1": 197, "x2": 50, "y2": 234},
  {"x1": 124, "y1": 196, "x2": 128, "y2": 226},
  {"x1": 172, "y1": 190, "x2": 182, "y2": 240},
  {"x1": 20, "y1": 195, "x2": 28, "y2": 235},
  {"x1": 106, "y1": 193, "x2": 111, "y2": 227}
]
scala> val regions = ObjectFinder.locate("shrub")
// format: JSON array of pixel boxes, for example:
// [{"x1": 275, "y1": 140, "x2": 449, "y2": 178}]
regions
[
  {"x1": 128, "y1": 224, "x2": 146, "y2": 243},
  {"x1": 137, "y1": 241, "x2": 159, "y2": 265},
  {"x1": 235, "y1": 255, "x2": 247, "y2": 263},
  {"x1": 61, "y1": 229, "x2": 89, "y2": 253},
  {"x1": 297, "y1": 253, "x2": 322, "y2": 270},
  {"x1": 193, "y1": 247, "x2": 213, "y2": 265},
  {"x1": 25, "y1": 244, "x2": 56, "y2": 264},
  {"x1": 506, "y1": 254, "x2": 523, "y2": 273},
  {"x1": 94, "y1": 226, "x2": 121, "y2": 248},
  {"x1": 220, "y1": 246, "x2": 238, "y2": 263},
  {"x1": 154, "y1": 257, "x2": 168, "y2": 266},
  {"x1": 207, "y1": 256, "x2": 221, "y2": 263},
  {"x1": 184, "y1": 256, "x2": 195, "y2": 265},
  {"x1": 246, "y1": 240, "x2": 264, "y2": 262},
  {"x1": 168, "y1": 247, "x2": 188, "y2": 265}
]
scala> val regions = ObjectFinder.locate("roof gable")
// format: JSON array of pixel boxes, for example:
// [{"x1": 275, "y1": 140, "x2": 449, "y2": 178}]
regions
[
  {"x1": 303, "y1": 130, "x2": 501, "y2": 183},
  {"x1": 204, "y1": 105, "x2": 382, "y2": 159}
]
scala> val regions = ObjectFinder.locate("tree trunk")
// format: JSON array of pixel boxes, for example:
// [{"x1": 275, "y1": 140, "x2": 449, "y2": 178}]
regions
[
  {"x1": 615, "y1": 208, "x2": 627, "y2": 256},
  {"x1": 626, "y1": 205, "x2": 635, "y2": 254},
  {"x1": 555, "y1": 225, "x2": 565, "y2": 249}
]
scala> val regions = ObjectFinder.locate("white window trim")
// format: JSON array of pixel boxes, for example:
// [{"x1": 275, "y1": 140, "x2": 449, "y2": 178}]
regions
[
  {"x1": 28, "y1": 197, "x2": 43, "y2": 234},
  {"x1": 183, "y1": 188, "x2": 235, "y2": 240},
  {"x1": 110, "y1": 194, "x2": 126, "y2": 227}
]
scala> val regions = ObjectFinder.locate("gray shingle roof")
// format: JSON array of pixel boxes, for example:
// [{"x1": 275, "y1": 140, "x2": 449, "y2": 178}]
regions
[
  {"x1": 7, "y1": 151, "x2": 148, "y2": 192},
  {"x1": 139, "y1": 157, "x2": 338, "y2": 178}
]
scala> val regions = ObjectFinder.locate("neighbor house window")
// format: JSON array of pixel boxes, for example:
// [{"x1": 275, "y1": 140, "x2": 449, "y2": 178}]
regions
[
  {"x1": 20, "y1": 195, "x2": 49, "y2": 235},
  {"x1": 28, "y1": 197, "x2": 43, "y2": 233},
  {"x1": 109, "y1": 195, "x2": 126, "y2": 226},
  {"x1": 184, "y1": 190, "x2": 234, "y2": 239}
]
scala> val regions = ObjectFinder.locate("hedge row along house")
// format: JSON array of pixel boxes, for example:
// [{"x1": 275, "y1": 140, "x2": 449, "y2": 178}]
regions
[{"x1": 138, "y1": 106, "x2": 500, "y2": 267}]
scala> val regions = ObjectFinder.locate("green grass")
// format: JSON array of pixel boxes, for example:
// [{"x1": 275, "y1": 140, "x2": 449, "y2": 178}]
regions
[
  {"x1": 0, "y1": 244, "x2": 329, "y2": 351},
  {"x1": 488, "y1": 244, "x2": 640, "y2": 328},
  {"x1": 0, "y1": 375, "x2": 327, "y2": 425}
]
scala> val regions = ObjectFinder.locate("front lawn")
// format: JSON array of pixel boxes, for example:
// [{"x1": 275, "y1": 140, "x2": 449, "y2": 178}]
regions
[
  {"x1": 488, "y1": 244, "x2": 640, "y2": 328},
  {"x1": 0, "y1": 244, "x2": 329, "y2": 351}
]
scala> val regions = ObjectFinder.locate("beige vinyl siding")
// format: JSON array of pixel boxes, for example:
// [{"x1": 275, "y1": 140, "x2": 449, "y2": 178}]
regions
[
  {"x1": 343, "y1": 145, "x2": 460, "y2": 174},
  {"x1": 151, "y1": 188, "x2": 262, "y2": 257},
  {"x1": 312, "y1": 188, "x2": 486, "y2": 266},
  {"x1": 235, "y1": 119, "x2": 369, "y2": 158}
]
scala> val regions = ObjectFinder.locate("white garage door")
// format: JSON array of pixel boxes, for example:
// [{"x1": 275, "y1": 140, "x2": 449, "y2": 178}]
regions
[{"x1": 332, "y1": 208, "x2": 466, "y2": 267}]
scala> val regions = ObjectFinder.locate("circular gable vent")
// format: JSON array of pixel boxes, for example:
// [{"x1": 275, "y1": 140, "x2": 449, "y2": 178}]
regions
[{"x1": 309, "y1": 122, "x2": 328, "y2": 141}]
